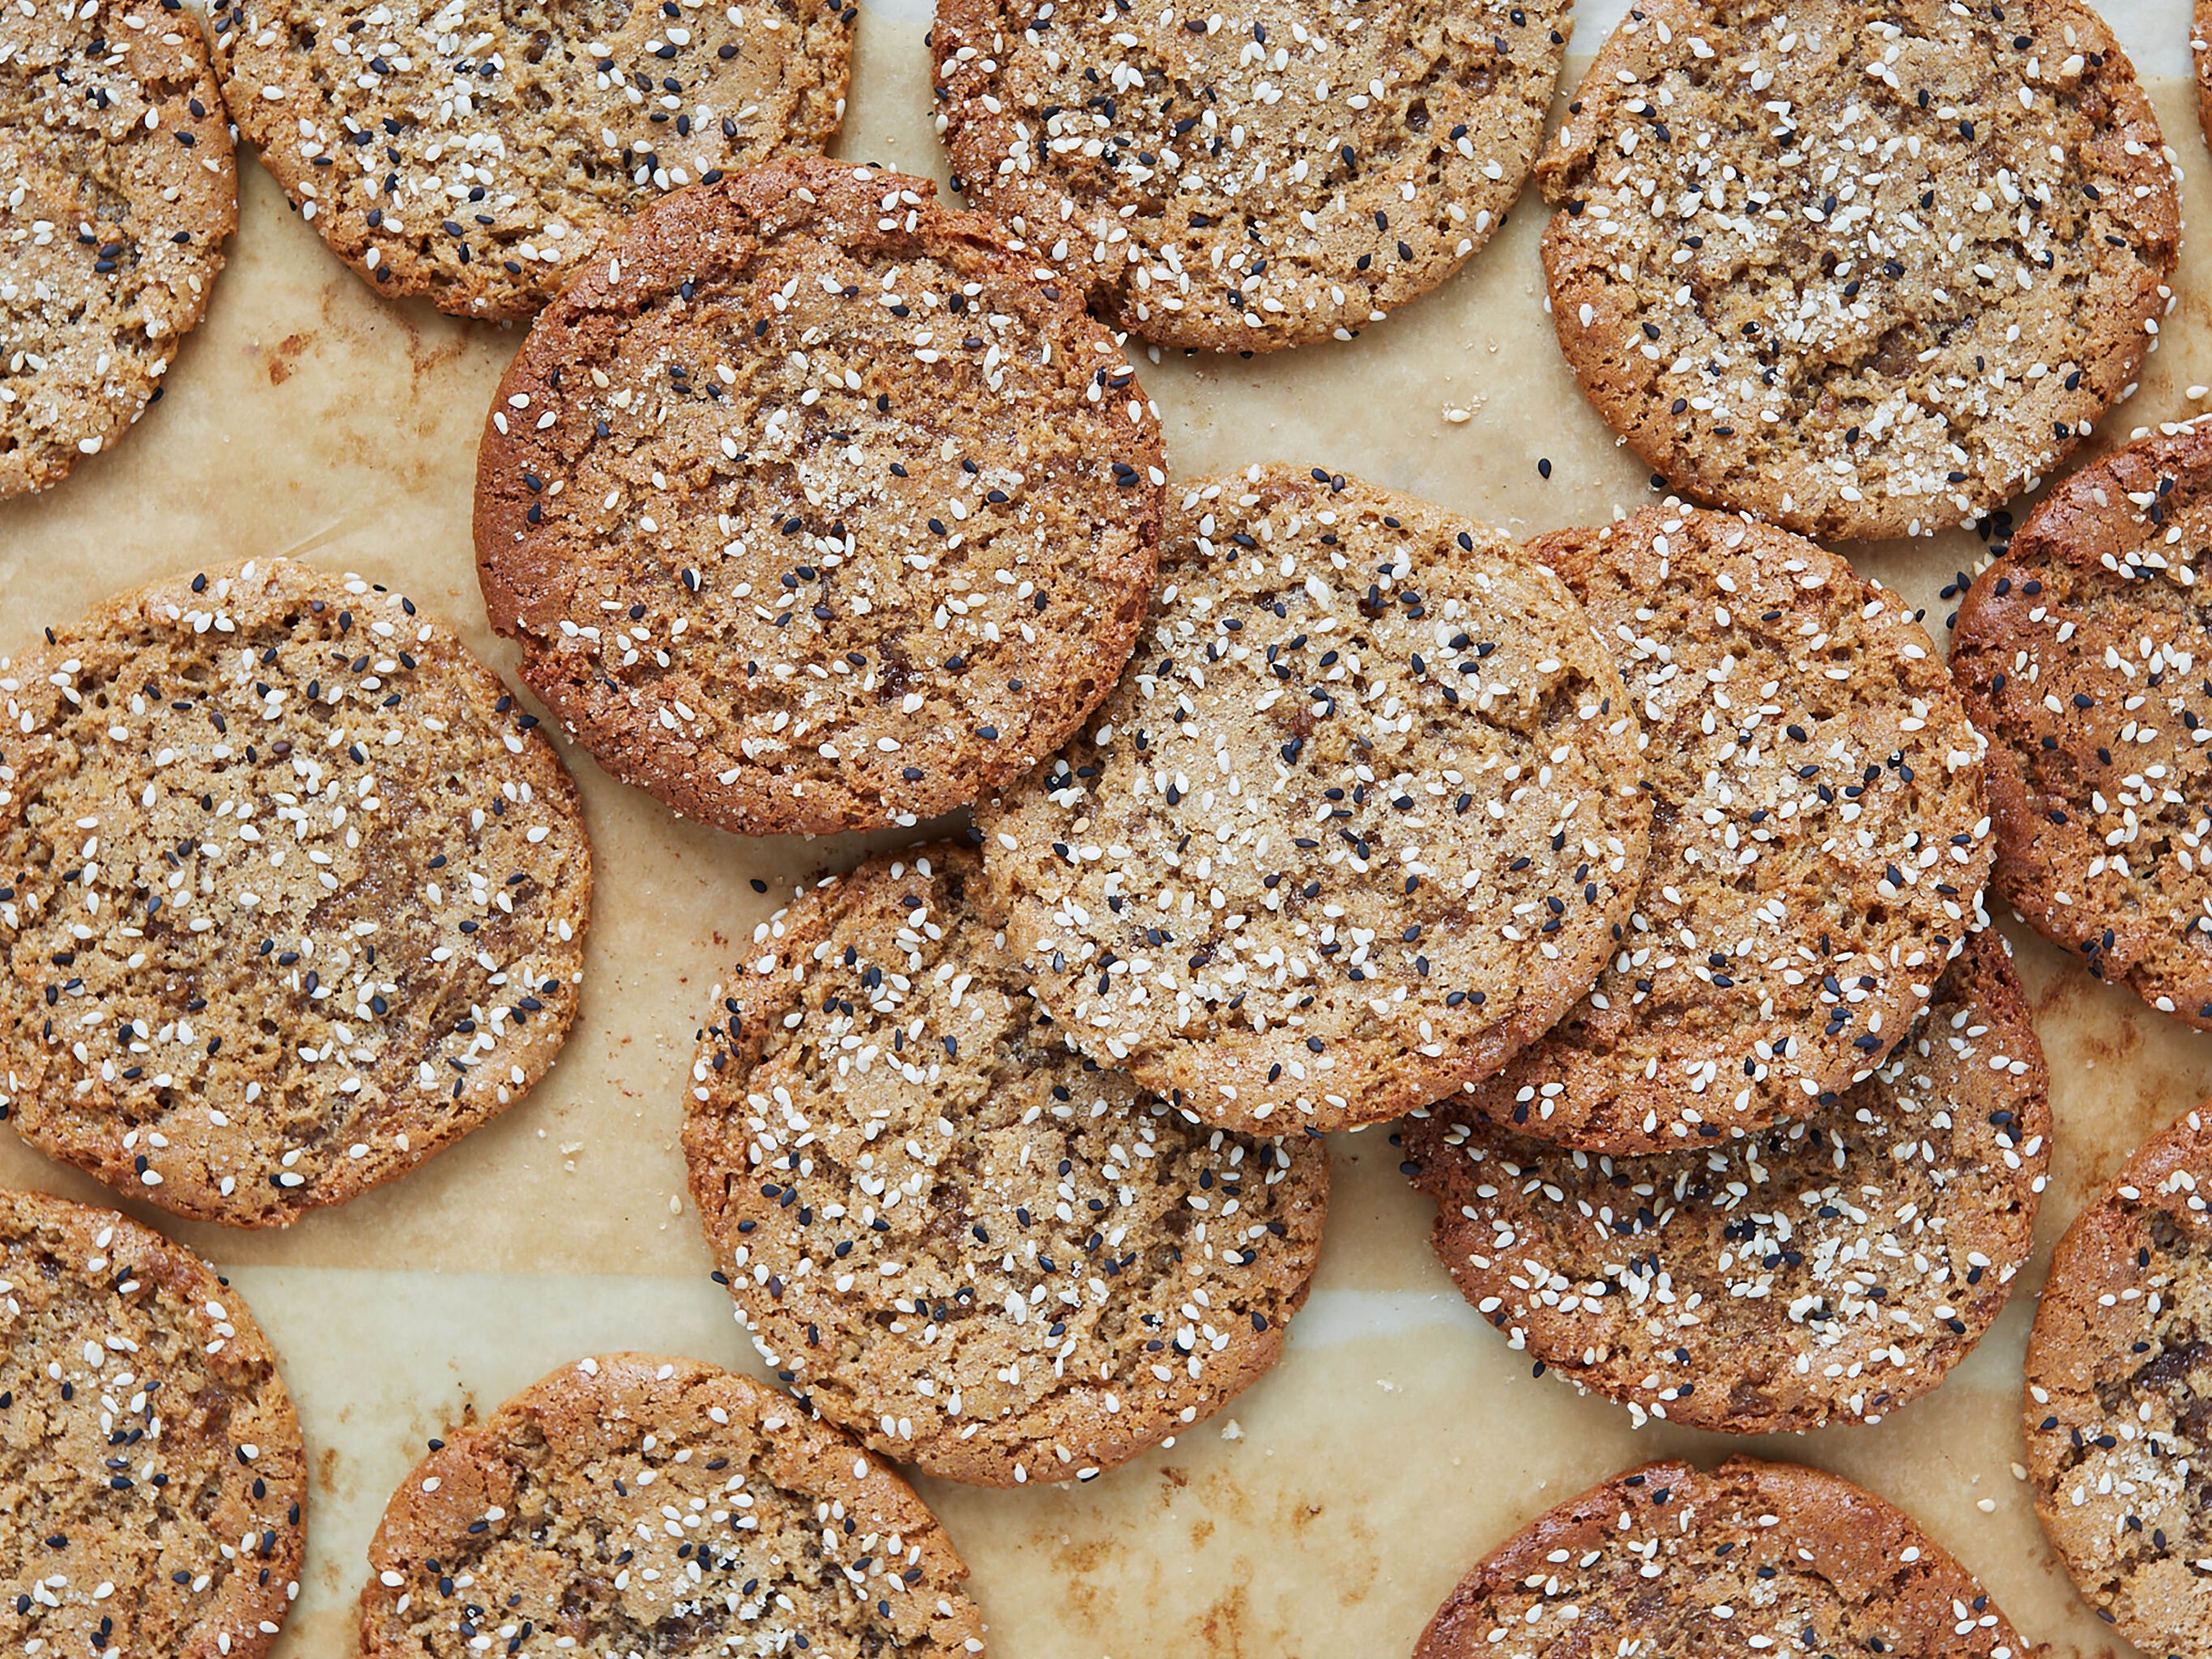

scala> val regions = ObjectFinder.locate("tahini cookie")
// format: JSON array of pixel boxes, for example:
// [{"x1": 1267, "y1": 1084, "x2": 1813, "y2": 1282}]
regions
[
  {"x1": 211, "y1": 0, "x2": 851, "y2": 319},
  {"x1": 0, "y1": 559, "x2": 591, "y2": 1225},
  {"x1": 1416, "y1": 1456, "x2": 2027, "y2": 1659},
  {"x1": 979, "y1": 465, "x2": 1650, "y2": 1134},
  {"x1": 684, "y1": 843, "x2": 1328, "y2": 1486},
  {"x1": 1406, "y1": 930, "x2": 2048, "y2": 1433},
  {"x1": 1455, "y1": 505, "x2": 1991, "y2": 1152},
  {"x1": 0, "y1": 0, "x2": 236, "y2": 498},
  {"x1": 1952, "y1": 419, "x2": 2212, "y2": 1031},
  {"x1": 1537, "y1": 0, "x2": 2179, "y2": 541},
  {"x1": 357, "y1": 1353, "x2": 986, "y2": 1658},
  {"x1": 932, "y1": 0, "x2": 1571, "y2": 351},
  {"x1": 0, "y1": 1187, "x2": 306, "y2": 1659},
  {"x1": 476, "y1": 157, "x2": 1164, "y2": 836},
  {"x1": 2025, "y1": 1105, "x2": 2212, "y2": 1659}
]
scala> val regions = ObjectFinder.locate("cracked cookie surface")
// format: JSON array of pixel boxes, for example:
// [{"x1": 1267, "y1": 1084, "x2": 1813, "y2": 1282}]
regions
[
  {"x1": 358, "y1": 1353, "x2": 984, "y2": 1658},
  {"x1": 684, "y1": 843, "x2": 1328, "y2": 1486},
  {"x1": 1537, "y1": 0, "x2": 2178, "y2": 541},
  {"x1": 979, "y1": 465, "x2": 1649, "y2": 1134},
  {"x1": 0, "y1": 1187, "x2": 306, "y2": 1659},
  {"x1": 477, "y1": 158, "x2": 1164, "y2": 835},
  {"x1": 0, "y1": 558, "x2": 591, "y2": 1225}
]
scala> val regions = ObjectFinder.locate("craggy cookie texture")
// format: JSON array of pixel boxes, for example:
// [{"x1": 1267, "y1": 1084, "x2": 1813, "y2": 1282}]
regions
[
  {"x1": 980, "y1": 466, "x2": 1649, "y2": 1134},
  {"x1": 358, "y1": 1354, "x2": 985, "y2": 1658},
  {"x1": 2025, "y1": 1107, "x2": 2212, "y2": 1659},
  {"x1": 0, "y1": 559, "x2": 590, "y2": 1226},
  {"x1": 0, "y1": 1188, "x2": 306, "y2": 1659},
  {"x1": 1952, "y1": 421, "x2": 2212, "y2": 1033},
  {"x1": 1406, "y1": 931, "x2": 2048, "y2": 1434},
  {"x1": 1416, "y1": 1456, "x2": 2026, "y2": 1659},
  {"x1": 933, "y1": 0, "x2": 1569, "y2": 351},
  {"x1": 478, "y1": 158, "x2": 1164, "y2": 836},
  {"x1": 1538, "y1": 0, "x2": 2179, "y2": 541},
  {"x1": 0, "y1": 0, "x2": 235, "y2": 497},
  {"x1": 684, "y1": 844, "x2": 1327, "y2": 1487},
  {"x1": 212, "y1": 0, "x2": 851, "y2": 319},
  {"x1": 1456, "y1": 506, "x2": 1990, "y2": 1152}
]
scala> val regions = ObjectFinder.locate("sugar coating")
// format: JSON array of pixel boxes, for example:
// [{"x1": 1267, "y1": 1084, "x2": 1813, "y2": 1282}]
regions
[
  {"x1": 211, "y1": 0, "x2": 852, "y2": 319},
  {"x1": 1457, "y1": 503, "x2": 1992, "y2": 1153},
  {"x1": 0, "y1": 559, "x2": 592, "y2": 1226},
  {"x1": 1950, "y1": 416, "x2": 2212, "y2": 1035},
  {"x1": 933, "y1": 0, "x2": 1570, "y2": 351},
  {"x1": 685, "y1": 843, "x2": 1328, "y2": 1487},
  {"x1": 1406, "y1": 930, "x2": 2048, "y2": 1434},
  {"x1": 477, "y1": 157, "x2": 1164, "y2": 836},
  {"x1": 0, "y1": 0, "x2": 236, "y2": 497},
  {"x1": 2025, "y1": 1106, "x2": 2212, "y2": 1659},
  {"x1": 0, "y1": 1189, "x2": 306, "y2": 1659},
  {"x1": 1416, "y1": 1456, "x2": 2024, "y2": 1659},
  {"x1": 1537, "y1": 0, "x2": 2180, "y2": 541},
  {"x1": 980, "y1": 464, "x2": 1650, "y2": 1134},
  {"x1": 358, "y1": 1354, "x2": 985, "y2": 1658}
]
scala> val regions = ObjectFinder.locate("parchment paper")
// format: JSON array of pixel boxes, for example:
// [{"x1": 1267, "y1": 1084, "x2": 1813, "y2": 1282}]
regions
[{"x1": 1, "y1": 3, "x2": 2207, "y2": 1653}]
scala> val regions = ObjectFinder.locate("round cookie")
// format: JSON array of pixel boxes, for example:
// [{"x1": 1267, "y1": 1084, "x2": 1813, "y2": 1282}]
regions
[
  {"x1": 1952, "y1": 419, "x2": 2212, "y2": 1032},
  {"x1": 1404, "y1": 929, "x2": 2049, "y2": 1434},
  {"x1": 1453, "y1": 504, "x2": 1992, "y2": 1153},
  {"x1": 476, "y1": 157, "x2": 1164, "y2": 836},
  {"x1": 210, "y1": 0, "x2": 851, "y2": 320},
  {"x1": 684, "y1": 843, "x2": 1329, "y2": 1487},
  {"x1": 358, "y1": 1353, "x2": 985, "y2": 1659},
  {"x1": 1416, "y1": 1455, "x2": 2027, "y2": 1659},
  {"x1": 978, "y1": 465, "x2": 1650, "y2": 1135},
  {"x1": 0, "y1": 0, "x2": 236, "y2": 498},
  {"x1": 1536, "y1": 0, "x2": 2180, "y2": 542},
  {"x1": 2198, "y1": 1, "x2": 2212, "y2": 156},
  {"x1": 931, "y1": 0, "x2": 1570, "y2": 353},
  {"x1": 0, "y1": 558, "x2": 591, "y2": 1226},
  {"x1": 0, "y1": 1187, "x2": 307, "y2": 1659},
  {"x1": 2024, "y1": 1104, "x2": 2212, "y2": 1658}
]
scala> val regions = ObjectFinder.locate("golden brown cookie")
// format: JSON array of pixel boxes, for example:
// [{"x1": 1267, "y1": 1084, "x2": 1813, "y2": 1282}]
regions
[
  {"x1": 210, "y1": 0, "x2": 851, "y2": 320},
  {"x1": 1952, "y1": 419, "x2": 2212, "y2": 1032},
  {"x1": 0, "y1": 1187, "x2": 307, "y2": 1659},
  {"x1": 932, "y1": 0, "x2": 1571, "y2": 351},
  {"x1": 979, "y1": 466, "x2": 1650, "y2": 1134},
  {"x1": 476, "y1": 157, "x2": 1164, "y2": 836},
  {"x1": 1416, "y1": 1456, "x2": 2028, "y2": 1659},
  {"x1": 1537, "y1": 0, "x2": 2180, "y2": 541},
  {"x1": 1406, "y1": 930, "x2": 2048, "y2": 1433},
  {"x1": 2025, "y1": 1104, "x2": 2212, "y2": 1658},
  {"x1": 357, "y1": 1353, "x2": 986, "y2": 1658},
  {"x1": 0, "y1": 559, "x2": 592, "y2": 1226},
  {"x1": 0, "y1": 0, "x2": 236, "y2": 498},
  {"x1": 684, "y1": 843, "x2": 1328, "y2": 1486},
  {"x1": 1453, "y1": 504, "x2": 1992, "y2": 1153}
]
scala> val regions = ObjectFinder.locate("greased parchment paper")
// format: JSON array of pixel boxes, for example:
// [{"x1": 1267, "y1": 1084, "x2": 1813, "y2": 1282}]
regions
[{"x1": 2, "y1": 2, "x2": 2207, "y2": 1653}]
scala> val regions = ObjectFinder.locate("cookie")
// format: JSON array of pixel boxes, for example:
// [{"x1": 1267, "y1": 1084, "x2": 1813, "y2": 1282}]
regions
[
  {"x1": 684, "y1": 843, "x2": 1328, "y2": 1487},
  {"x1": 210, "y1": 0, "x2": 851, "y2": 320},
  {"x1": 0, "y1": 558, "x2": 592, "y2": 1226},
  {"x1": 1536, "y1": 0, "x2": 2180, "y2": 542},
  {"x1": 476, "y1": 157, "x2": 1164, "y2": 836},
  {"x1": 357, "y1": 1353, "x2": 986, "y2": 1658},
  {"x1": 978, "y1": 465, "x2": 1650, "y2": 1135},
  {"x1": 0, "y1": 1187, "x2": 306, "y2": 1659},
  {"x1": 1450, "y1": 505, "x2": 1991, "y2": 1153},
  {"x1": 0, "y1": 0, "x2": 236, "y2": 498},
  {"x1": 931, "y1": 0, "x2": 1570, "y2": 353},
  {"x1": 1416, "y1": 1455, "x2": 2026, "y2": 1659},
  {"x1": 1405, "y1": 929, "x2": 2048, "y2": 1433},
  {"x1": 2198, "y1": 1, "x2": 2212, "y2": 157},
  {"x1": 1952, "y1": 420, "x2": 2212, "y2": 1032},
  {"x1": 2024, "y1": 1104, "x2": 2212, "y2": 1658}
]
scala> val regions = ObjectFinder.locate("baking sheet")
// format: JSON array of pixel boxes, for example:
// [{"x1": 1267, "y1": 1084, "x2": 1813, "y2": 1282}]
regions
[{"x1": 2, "y1": 1, "x2": 2209, "y2": 1653}]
